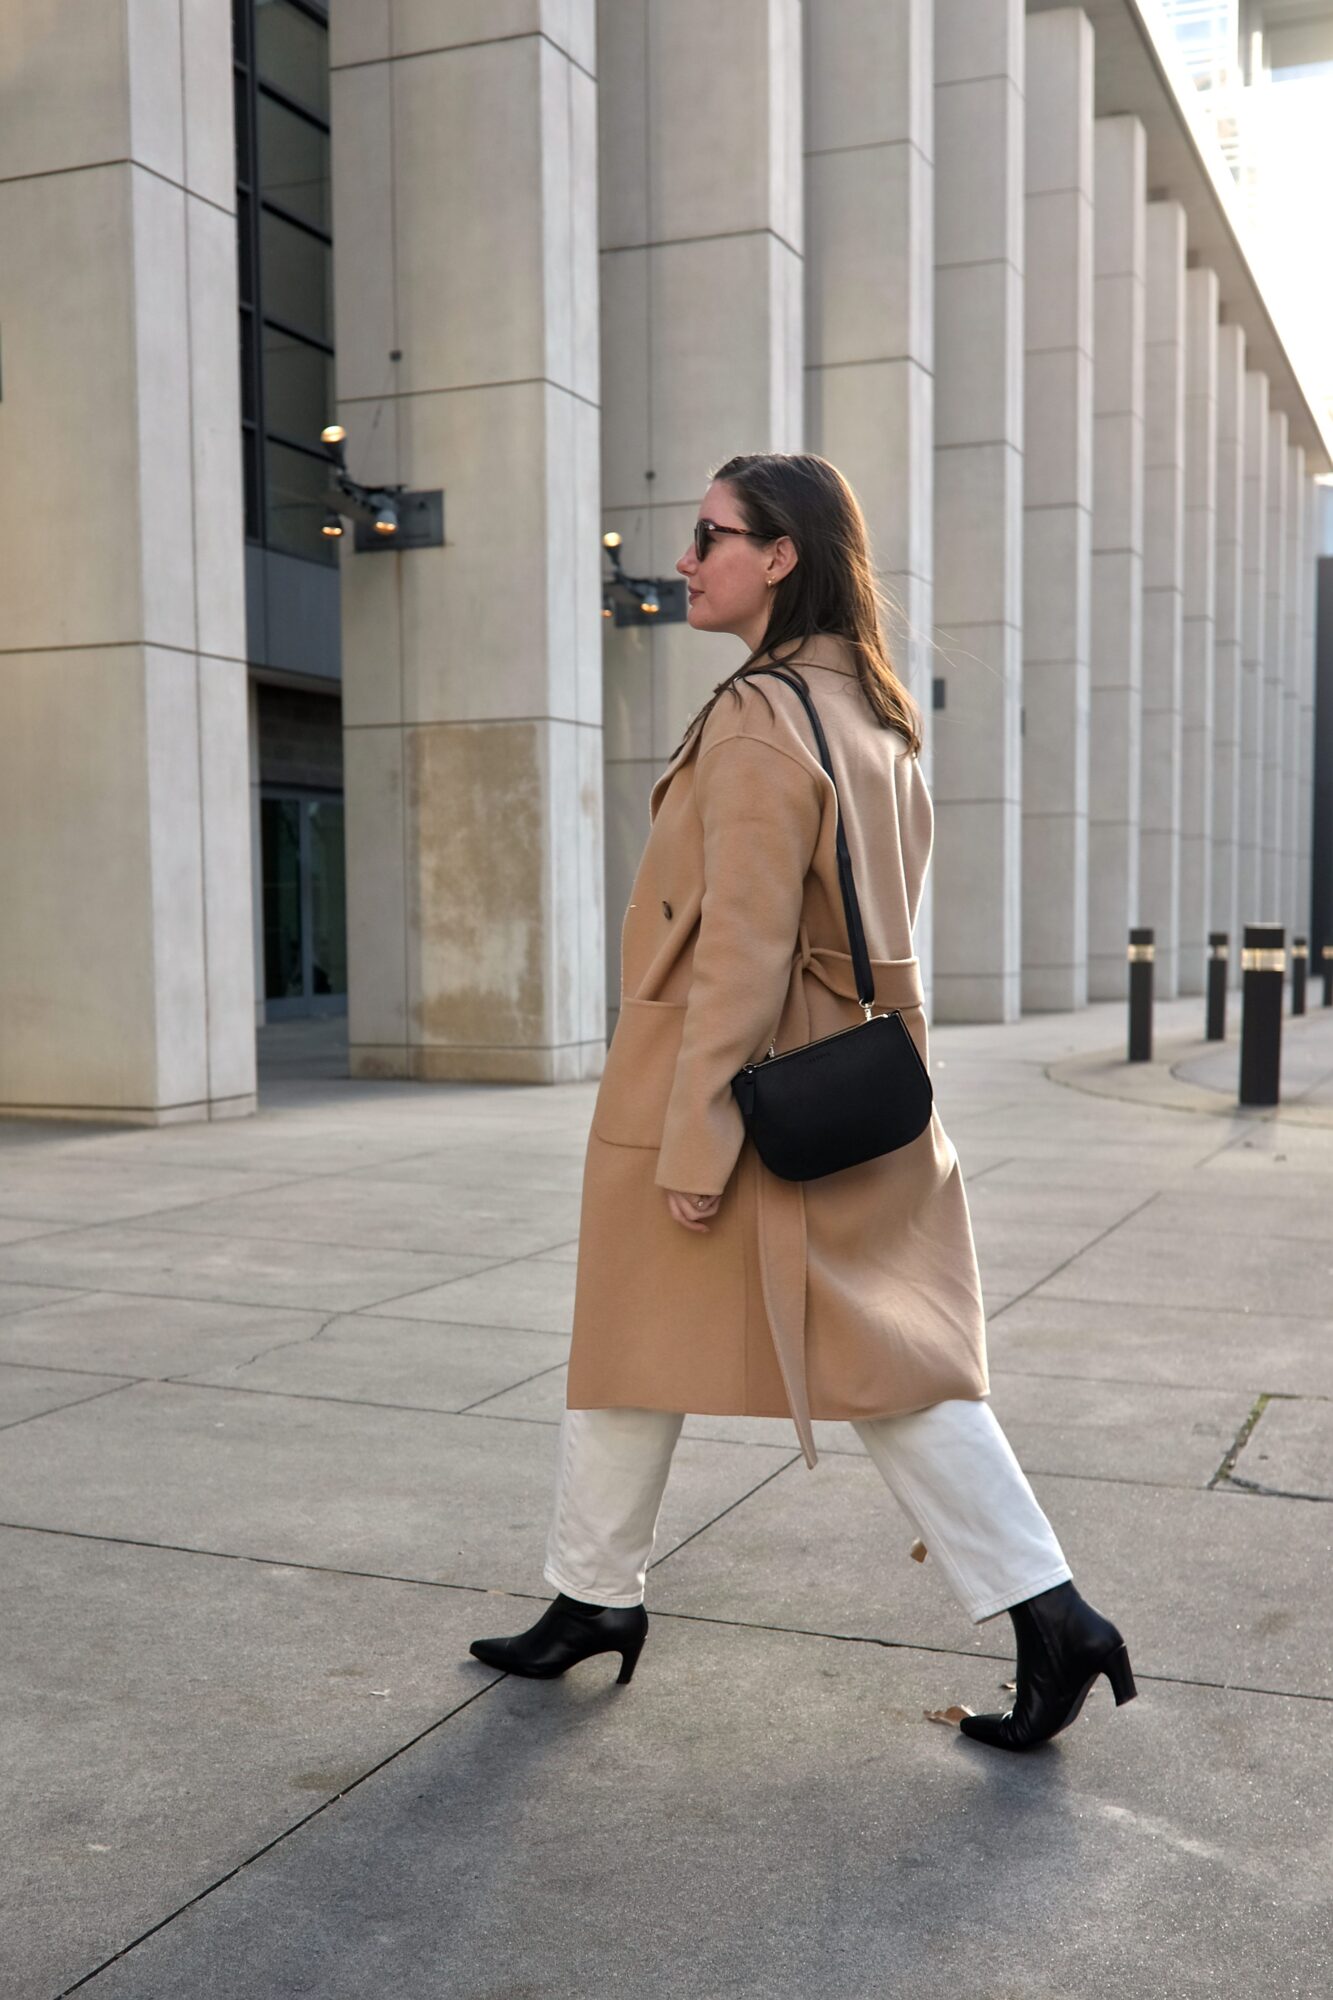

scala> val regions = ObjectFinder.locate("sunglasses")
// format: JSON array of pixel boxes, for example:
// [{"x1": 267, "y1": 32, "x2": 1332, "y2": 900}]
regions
[{"x1": 693, "y1": 518, "x2": 771, "y2": 562}]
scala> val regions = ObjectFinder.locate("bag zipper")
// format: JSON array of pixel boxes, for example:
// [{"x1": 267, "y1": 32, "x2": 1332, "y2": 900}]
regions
[{"x1": 741, "y1": 1009, "x2": 905, "y2": 1075}]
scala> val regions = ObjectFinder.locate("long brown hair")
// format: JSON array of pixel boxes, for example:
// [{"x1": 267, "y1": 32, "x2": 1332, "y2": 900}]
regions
[{"x1": 672, "y1": 452, "x2": 922, "y2": 758}]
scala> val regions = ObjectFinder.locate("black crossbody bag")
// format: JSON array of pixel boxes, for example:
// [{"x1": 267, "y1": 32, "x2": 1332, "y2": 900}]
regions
[{"x1": 728, "y1": 668, "x2": 933, "y2": 1181}]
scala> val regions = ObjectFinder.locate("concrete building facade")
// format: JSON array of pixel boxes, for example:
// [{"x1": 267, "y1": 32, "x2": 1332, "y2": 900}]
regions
[{"x1": 0, "y1": 0, "x2": 1329, "y2": 1120}]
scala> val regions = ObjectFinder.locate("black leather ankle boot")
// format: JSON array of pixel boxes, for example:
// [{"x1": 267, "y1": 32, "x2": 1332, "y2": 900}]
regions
[
  {"x1": 469, "y1": 1593, "x2": 648, "y2": 1685},
  {"x1": 959, "y1": 1580, "x2": 1136, "y2": 1751}
]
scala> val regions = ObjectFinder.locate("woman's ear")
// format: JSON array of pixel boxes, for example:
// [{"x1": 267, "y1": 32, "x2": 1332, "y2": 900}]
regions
[{"x1": 767, "y1": 536, "x2": 798, "y2": 586}]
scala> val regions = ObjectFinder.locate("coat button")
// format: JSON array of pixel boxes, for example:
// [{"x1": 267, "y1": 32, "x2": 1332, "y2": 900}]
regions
[{"x1": 661, "y1": 900, "x2": 673, "y2": 920}]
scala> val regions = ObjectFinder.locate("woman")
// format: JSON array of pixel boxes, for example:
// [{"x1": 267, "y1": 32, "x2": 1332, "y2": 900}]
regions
[{"x1": 470, "y1": 453, "x2": 1135, "y2": 1751}]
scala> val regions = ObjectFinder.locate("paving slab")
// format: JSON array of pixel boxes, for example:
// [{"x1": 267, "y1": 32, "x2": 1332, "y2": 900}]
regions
[
  {"x1": 959, "y1": 1140, "x2": 1220, "y2": 1183},
  {"x1": 986, "y1": 1294, "x2": 1333, "y2": 1397},
  {"x1": 0, "y1": 1216, "x2": 76, "y2": 1246},
  {"x1": 0, "y1": 1381, "x2": 795, "y2": 1590},
  {"x1": 1035, "y1": 1221, "x2": 1333, "y2": 1318},
  {"x1": 183, "y1": 1313, "x2": 572, "y2": 1414},
  {"x1": 965, "y1": 1177, "x2": 1155, "y2": 1232},
  {"x1": 1125, "y1": 1184, "x2": 1333, "y2": 1243},
  {"x1": 0, "y1": 1362, "x2": 130, "y2": 1428},
  {"x1": 647, "y1": 1454, "x2": 1333, "y2": 1697},
  {"x1": 0, "y1": 1281, "x2": 83, "y2": 1321},
  {"x1": 0, "y1": 1159, "x2": 296, "y2": 1226},
  {"x1": 39, "y1": 1120, "x2": 462, "y2": 1176},
  {"x1": 148, "y1": 1173, "x2": 583, "y2": 1261},
  {"x1": 69, "y1": 1615, "x2": 1330, "y2": 2000},
  {"x1": 0, "y1": 1225, "x2": 495, "y2": 1314},
  {"x1": 363, "y1": 1254, "x2": 577, "y2": 1332},
  {"x1": 1202, "y1": 1121, "x2": 1333, "y2": 1175},
  {"x1": 1228, "y1": 1394, "x2": 1333, "y2": 1501},
  {"x1": 0, "y1": 1526, "x2": 501, "y2": 2000},
  {"x1": 0, "y1": 1291, "x2": 327, "y2": 1379},
  {"x1": 984, "y1": 1371, "x2": 1250, "y2": 1485},
  {"x1": 971, "y1": 1236, "x2": 1109, "y2": 1302}
]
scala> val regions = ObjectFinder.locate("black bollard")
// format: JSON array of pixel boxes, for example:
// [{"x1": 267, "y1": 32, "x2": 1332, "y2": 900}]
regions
[
  {"x1": 1292, "y1": 938, "x2": 1308, "y2": 1017},
  {"x1": 1323, "y1": 943, "x2": 1333, "y2": 1009},
  {"x1": 1205, "y1": 932, "x2": 1228, "y2": 1041},
  {"x1": 1128, "y1": 928, "x2": 1154, "y2": 1063},
  {"x1": 1239, "y1": 924, "x2": 1284, "y2": 1108}
]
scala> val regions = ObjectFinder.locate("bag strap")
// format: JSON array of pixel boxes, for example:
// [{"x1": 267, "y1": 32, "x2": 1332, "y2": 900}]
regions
[{"x1": 742, "y1": 666, "x2": 876, "y2": 1013}]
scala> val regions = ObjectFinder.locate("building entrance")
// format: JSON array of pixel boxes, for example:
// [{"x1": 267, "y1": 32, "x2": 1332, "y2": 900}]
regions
[{"x1": 260, "y1": 790, "x2": 347, "y2": 1018}]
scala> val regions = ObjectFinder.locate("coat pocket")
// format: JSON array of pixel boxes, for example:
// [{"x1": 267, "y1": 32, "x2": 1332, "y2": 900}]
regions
[{"x1": 591, "y1": 997, "x2": 688, "y2": 1149}]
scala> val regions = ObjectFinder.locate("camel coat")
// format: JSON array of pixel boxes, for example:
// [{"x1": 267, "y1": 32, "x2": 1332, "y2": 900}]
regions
[{"x1": 566, "y1": 632, "x2": 988, "y2": 1467}]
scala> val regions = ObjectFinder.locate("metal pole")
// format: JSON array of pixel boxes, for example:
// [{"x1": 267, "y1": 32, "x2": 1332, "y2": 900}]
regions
[
  {"x1": 1205, "y1": 931, "x2": 1228, "y2": 1041},
  {"x1": 1323, "y1": 943, "x2": 1333, "y2": 1009},
  {"x1": 1128, "y1": 928, "x2": 1154, "y2": 1063},
  {"x1": 1239, "y1": 924, "x2": 1284, "y2": 1108},
  {"x1": 1292, "y1": 937, "x2": 1308, "y2": 1017}
]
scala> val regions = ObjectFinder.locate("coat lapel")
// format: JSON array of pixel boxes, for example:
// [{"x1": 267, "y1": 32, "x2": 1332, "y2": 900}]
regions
[{"x1": 649, "y1": 718, "x2": 704, "y2": 821}]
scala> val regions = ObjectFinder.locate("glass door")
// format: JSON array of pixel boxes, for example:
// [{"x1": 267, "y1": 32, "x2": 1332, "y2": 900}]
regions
[{"x1": 261, "y1": 789, "x2": 348, "y2": 1017}]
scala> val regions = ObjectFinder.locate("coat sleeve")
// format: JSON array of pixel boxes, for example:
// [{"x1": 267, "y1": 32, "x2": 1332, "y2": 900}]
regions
[{"x1": 654, "y1": 733, "x2": 823, "y2": 1196}]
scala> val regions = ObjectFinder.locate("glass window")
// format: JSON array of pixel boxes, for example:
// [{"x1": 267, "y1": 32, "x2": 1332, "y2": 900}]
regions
[
  {"x1": 260, "y1": 207, "x2": 331, "y2": 343},
  {"x1": 239, "y1": 316, "x2": 258, "y2": 424},
  {"x1": 308, "y1": 799, "x2": 348, "y2": 996},
  {"x1": 265, "y1": 438, "x2": 334, "y2": 562},
  {"x1": 257, "y1": 92, "x2": 330, "y2": 232},
  {"x1": 236, "y1": 189, "x2": 254, "y2": 308},
  {"x1": 263, "y1": 324, "x2": 333, "y2": 448},
  {"x1": 254, "y1": 0, "x2": 329, "y2": 119},
  {"x1": 235, "y1": 0, "x2": 334, "y2": 559},
  {"x1": 260, "y1": 789, "x2": 347, "y2": 1011},
  {"x1": 242, "y1": 426, "x2": 262, "y2": 542},
  {"x1": 234, "y1": 67, "x2": 251, "y2": 179},
  {"x1": 261, "y1": 795, "x2": 305, "y2": 1000}
]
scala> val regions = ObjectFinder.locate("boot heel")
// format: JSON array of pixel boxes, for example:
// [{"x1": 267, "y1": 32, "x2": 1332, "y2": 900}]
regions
[
  {"x1": 616, "y1": 1630, "x2": 646, "y2": 1685},
  {"x1": 1104, "y1": 1644, "x2": 1137, "y2": 1706}
]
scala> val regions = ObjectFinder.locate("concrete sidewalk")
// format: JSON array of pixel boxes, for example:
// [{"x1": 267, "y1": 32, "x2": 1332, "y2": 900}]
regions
[{"x1": 1, "y1": 1000, "x2": 1330, "y2": 1998}]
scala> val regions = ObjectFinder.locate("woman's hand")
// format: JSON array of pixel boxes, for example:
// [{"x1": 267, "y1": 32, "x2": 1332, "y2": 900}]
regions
[{"x1": 664, "y1": 1189, "x2": 722, "y2": 1233}]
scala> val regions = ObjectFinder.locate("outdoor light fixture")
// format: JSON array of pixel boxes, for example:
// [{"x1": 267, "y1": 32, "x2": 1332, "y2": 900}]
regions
[
  {"x1": 320, "y1": 423, "x2": 443, "y2": 552},
  {"x1": 601, "y1": 529, "x2": 686, "y2": 626}
]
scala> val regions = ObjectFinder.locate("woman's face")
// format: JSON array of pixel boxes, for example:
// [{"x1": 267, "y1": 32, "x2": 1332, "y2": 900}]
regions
[{"x1": 676, "y1": 479, "x2": 794, "y2": 639}]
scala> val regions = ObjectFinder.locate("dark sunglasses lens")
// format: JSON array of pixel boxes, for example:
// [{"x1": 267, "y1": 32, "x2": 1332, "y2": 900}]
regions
[{"x1": 694, "y1": 520, "x2": 712, "y2": 561}]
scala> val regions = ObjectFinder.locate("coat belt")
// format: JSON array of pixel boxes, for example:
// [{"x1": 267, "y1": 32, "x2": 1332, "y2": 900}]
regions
[{"x1": 755, "y1": 929, "x2": 927, "y2": 1471}]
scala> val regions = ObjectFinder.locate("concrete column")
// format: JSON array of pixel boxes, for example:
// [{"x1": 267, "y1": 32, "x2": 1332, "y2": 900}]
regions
[
  {"x1": 1238, "y1": 372, "x2": 1269, "y2": 929},
  {"x1": 1021, "y1": 7, "x2": 1093, "y2": 1012},
  {"x1": 0, "y1": 0, "x2": 255, "y2": 1122},
  {"x1": 1178, "y1": 266, "x2": 1219, "y2": 996},
  {"x1": 932, "y1": 0, "x2": 1024, "y2": 1023},
  {"x1": 1297, "y1": 479, "x2": 1319, "y2": 938},
  {"x1": 1139, "y1": 201, "x2": 1187, "y2": 999},
  {"x1": 1210, "y1": 323, "x2": 1246, "y2": 977},
  {"x1": 805, "y1": 0, "x2": 934, "y2": 1002},
  {"x1": 1088, "y1": 115, "x2": 1146, "y2": 1001},
  {"x1": 1260, "y1": 407, "x2": 1289, "y2": 918},
  {"x1": 599, "y1": 0, "x2": 803, "y2": 1023},
  {"x1": 1281, "y1": 444, "x2": 1305, "y2": 935},
  {"x1": 332, "y1": 6, "x2": 605, "y2": 1083}
]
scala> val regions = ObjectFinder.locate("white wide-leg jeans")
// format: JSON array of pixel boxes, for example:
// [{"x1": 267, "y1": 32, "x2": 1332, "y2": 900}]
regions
[{"x1": 543, "y1": 1400, "x2": 1071, "y2": 1625}]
